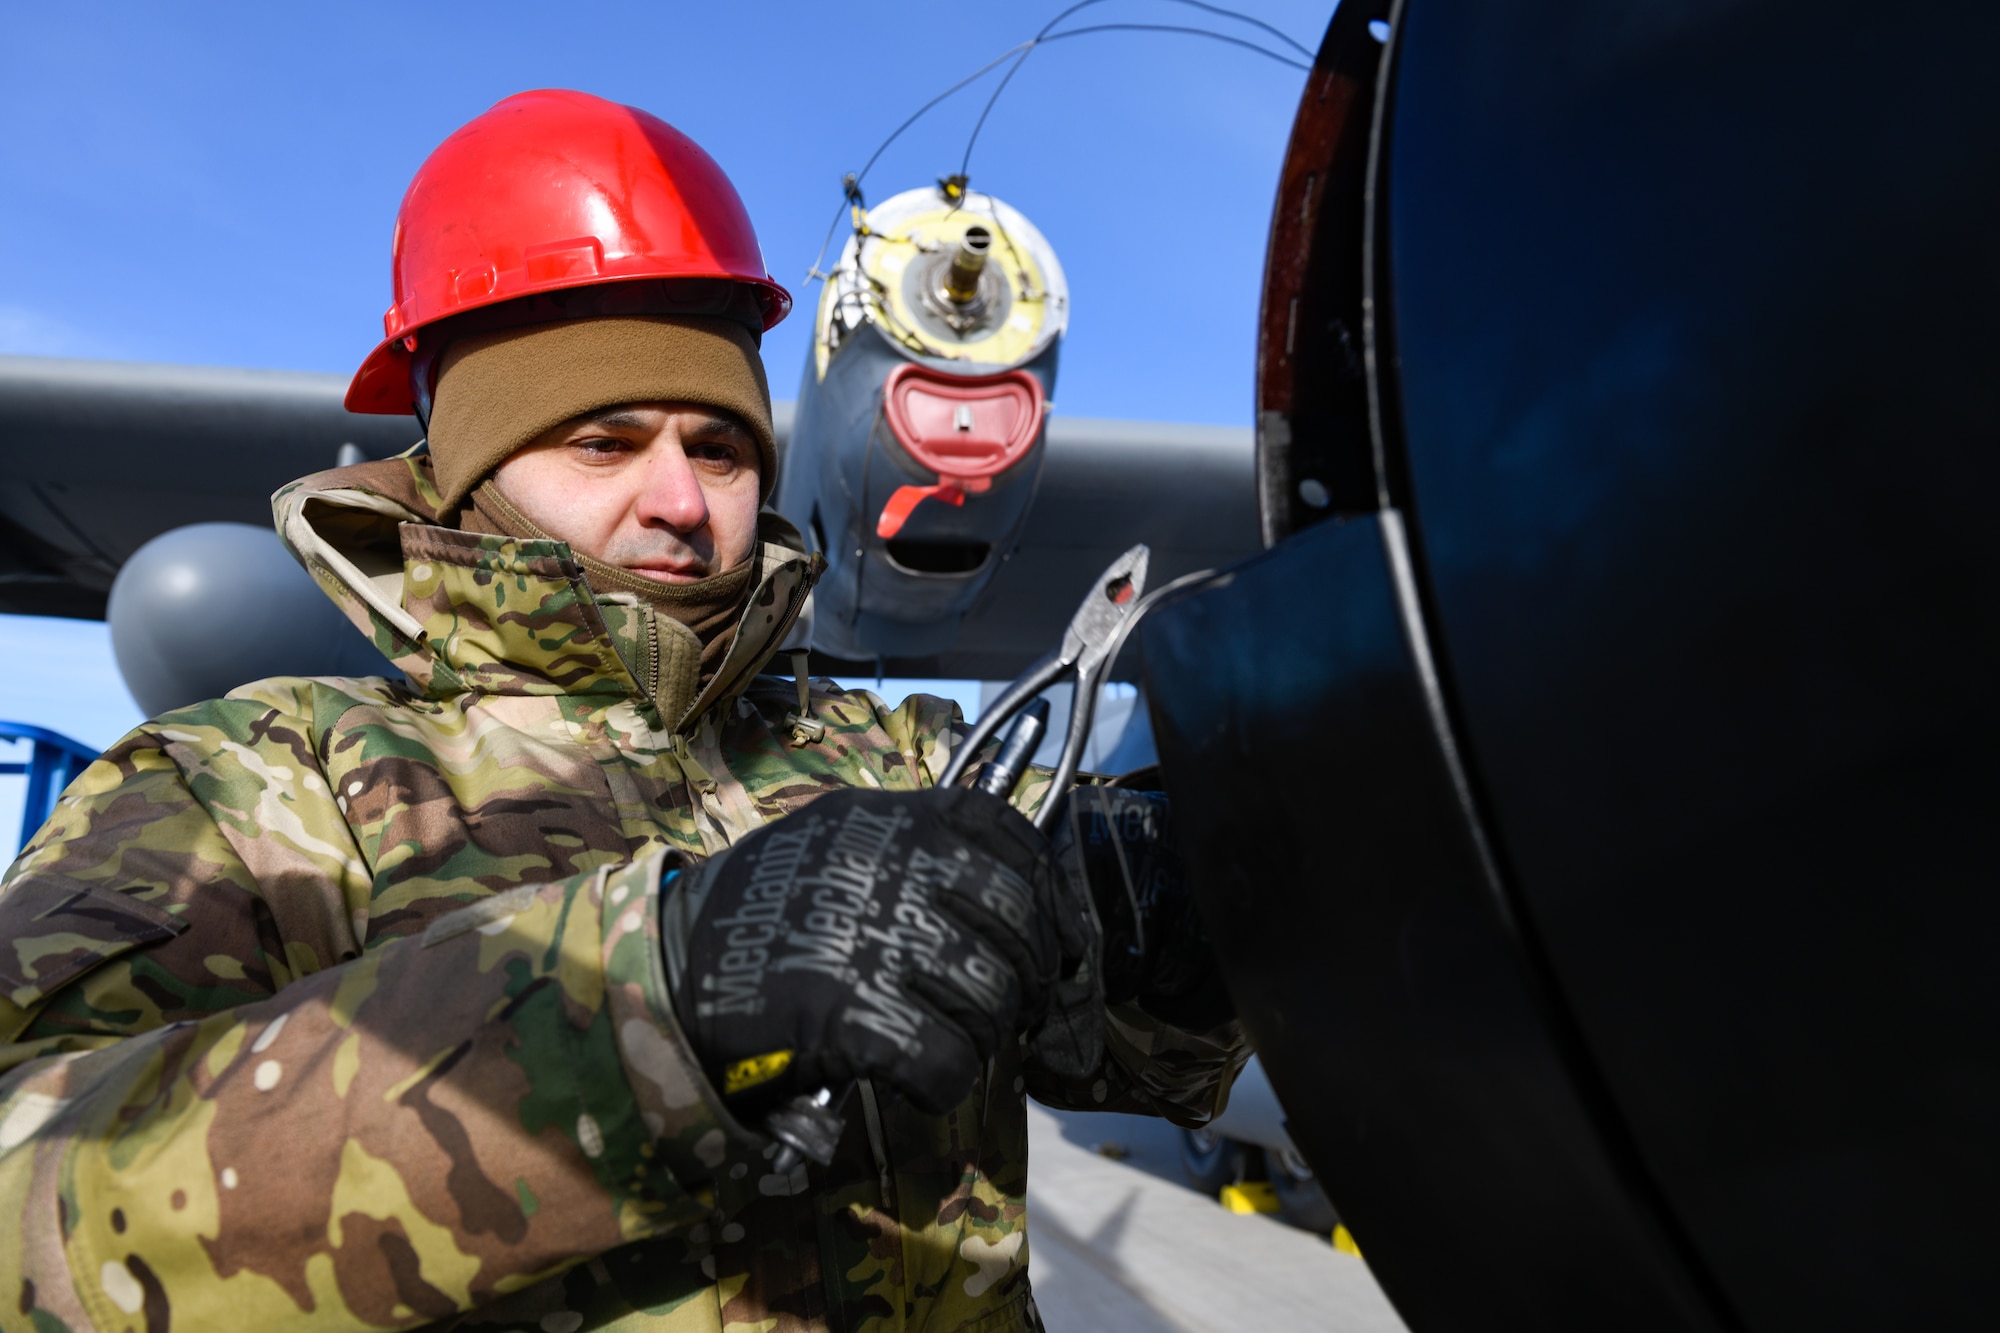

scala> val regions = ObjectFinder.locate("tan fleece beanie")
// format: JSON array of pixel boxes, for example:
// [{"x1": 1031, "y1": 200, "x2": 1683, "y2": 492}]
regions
[{"x1": 425, "y1": 316, "x2": 777, "y2": 509}]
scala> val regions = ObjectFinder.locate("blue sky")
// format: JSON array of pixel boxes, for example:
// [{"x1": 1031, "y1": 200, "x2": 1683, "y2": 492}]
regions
[
  {"x1": 0, "y1": 0, "x2": 1327, "y2": 795},
  {"x1": 0, "y1": 0, "x2": 1326, "y2": 416}
]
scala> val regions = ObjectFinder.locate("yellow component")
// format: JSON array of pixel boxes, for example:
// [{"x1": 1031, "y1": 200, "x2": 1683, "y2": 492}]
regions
[
  {"x1": 871, "y1": 207, "x2": 1051, "y2": 365},
  {"x1": 722, "y1": 1048, "x2": 793, "y2": 1095},
  {"x1": 1333, "y1": 1225, "x2": 1364, "y2": 1258},
  {"x1": 813, "y1": 187, "x2": 1066, "y2": 380},
  {"x1": 814, "y1": 284, "x2": 835, "y2": 381},
  {"x1": 1219, "y1": 1182, "x2": 1280, "y2": 1215}
]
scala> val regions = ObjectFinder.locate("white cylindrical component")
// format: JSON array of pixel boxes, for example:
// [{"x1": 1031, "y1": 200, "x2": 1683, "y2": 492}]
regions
[{"x1": 814, "y1": 186, "x2": 1069, "y2": 375}]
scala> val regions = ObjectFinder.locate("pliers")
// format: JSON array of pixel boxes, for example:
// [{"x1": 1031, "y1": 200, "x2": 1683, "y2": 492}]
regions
[
  {"x1": 766, "y1": 544, "x2": 1154, "y2": 1174},
  {"x1": 939, "y1": 543, "x2": 1151, "y2": 826}
]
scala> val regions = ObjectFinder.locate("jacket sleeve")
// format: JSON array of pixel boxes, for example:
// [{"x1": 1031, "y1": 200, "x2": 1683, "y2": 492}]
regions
[
  {"x1": 1024, "y1": 1003, "x2": 1251, "y2": 1128},
  {"x1": 0, "y1": 706, "x2": 736, "y2": 1332}
]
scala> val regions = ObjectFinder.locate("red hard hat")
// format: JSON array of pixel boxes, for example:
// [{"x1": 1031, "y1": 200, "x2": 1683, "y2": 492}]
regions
[{"x1": 346, "y1": 89, "x2": 791, "y2": 415}]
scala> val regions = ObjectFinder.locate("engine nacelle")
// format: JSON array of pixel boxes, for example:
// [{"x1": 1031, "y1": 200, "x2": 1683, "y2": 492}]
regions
[
  {"x1": 776, "y1": 187, "x2": 1068, "y2": 662},
  {"x1": 108, "y1": 522, "x2": 392, "y2": 716}
]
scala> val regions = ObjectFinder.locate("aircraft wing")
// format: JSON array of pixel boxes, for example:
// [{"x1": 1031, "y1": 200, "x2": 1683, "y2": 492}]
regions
[
  {"x1": 0, "y1": 354, "x2": 1255, "y2": 679},
  {"x1": 0, "y1": 355, "x2": 421, "y2": 620}
]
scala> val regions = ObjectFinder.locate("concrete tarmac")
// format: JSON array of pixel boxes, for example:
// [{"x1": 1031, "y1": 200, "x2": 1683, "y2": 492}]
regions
[{"x1": 1024, "y1": 1102, "x2": 1410, "y2": 1332}]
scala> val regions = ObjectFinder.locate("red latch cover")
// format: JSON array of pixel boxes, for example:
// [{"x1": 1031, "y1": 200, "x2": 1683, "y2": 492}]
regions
[{"x1": 876, "y1": 363, "x2": 1046, "y2": 539}]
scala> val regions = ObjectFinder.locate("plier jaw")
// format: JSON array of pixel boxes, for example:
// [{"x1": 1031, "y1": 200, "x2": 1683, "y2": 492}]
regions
[{"x1": 942, "y1": 544, "x2": 1152, "y2": 827}]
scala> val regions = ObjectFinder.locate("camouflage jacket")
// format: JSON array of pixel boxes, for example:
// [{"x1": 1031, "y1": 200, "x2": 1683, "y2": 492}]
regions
[{"x1": 0, "y1": 458, "x2": 1248, "y2": 1333}]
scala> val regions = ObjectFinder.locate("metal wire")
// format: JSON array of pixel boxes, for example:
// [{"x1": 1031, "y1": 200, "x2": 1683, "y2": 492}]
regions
[
  {"x1": 803, "y1": 41, "x2": 1035, "y2": 285},
  {"x1": 957, "y1": 0, "x2": 1313, "y2": 181},
  {"x1": 803, "y1": 1, "x2": 1313, "y2": 286},
  {"x1": 1168, "y1": 0, "x2": 1316, "y2": 57},
  {"x1": 1040, "y1": 21, "x2": 1311, "y2": 68}
]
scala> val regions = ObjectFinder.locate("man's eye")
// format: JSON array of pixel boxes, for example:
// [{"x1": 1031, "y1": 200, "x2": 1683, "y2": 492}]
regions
[
  {"x1": 689, "y1": 442, "x2": 739, "y2": 464},
  {"x1": 573, "y1": 437, "x2": 630, "y2": 457}
]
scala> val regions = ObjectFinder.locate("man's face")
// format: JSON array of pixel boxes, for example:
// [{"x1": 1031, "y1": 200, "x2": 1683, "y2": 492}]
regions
[{"x1": 492, "y1": 401, "x2": 762, "y2": 583}]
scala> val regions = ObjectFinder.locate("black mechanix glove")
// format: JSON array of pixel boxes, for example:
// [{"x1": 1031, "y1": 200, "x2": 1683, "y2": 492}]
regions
[
  {"x1": 660, "y1": 787, "x2": 1101, "y2": 1117},
  {"x1": 1048, "y1": 786, "x2": 1236, "y2": 1033}
]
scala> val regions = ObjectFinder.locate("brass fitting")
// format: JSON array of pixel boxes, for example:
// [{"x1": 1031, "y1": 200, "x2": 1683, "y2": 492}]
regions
[{"x1": 943, "y1": 226, "x2": 993, "y2": 304}]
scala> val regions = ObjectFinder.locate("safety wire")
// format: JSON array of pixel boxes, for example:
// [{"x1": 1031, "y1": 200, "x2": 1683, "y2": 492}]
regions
[
  {"x1": 803, "y1": 0, "x2": 1313, "y2": 286},
  {"x1": 1097, "y1": 566, "x2": 1231, "y2": 696},
  {"x1": 957, "y1": 1, "x2": 1312, "y2": 186},
  {"x1": 803, "y1": 40, "x2": 1035, "y2": 285}
]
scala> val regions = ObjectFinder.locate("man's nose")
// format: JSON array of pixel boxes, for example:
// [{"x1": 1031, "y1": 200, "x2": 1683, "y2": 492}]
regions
[{"x1": 634, "y1": 441, "x2": 712, "y2": 535}]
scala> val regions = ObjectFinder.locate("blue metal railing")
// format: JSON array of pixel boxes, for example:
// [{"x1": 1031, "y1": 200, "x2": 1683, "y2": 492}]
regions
[{"x1": 0, "y1": 722, "x2": 98, "y2": 858}]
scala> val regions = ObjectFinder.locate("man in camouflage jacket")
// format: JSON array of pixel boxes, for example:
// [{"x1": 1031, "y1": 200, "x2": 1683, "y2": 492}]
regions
[{"x1": 0, "y1": 344, "x2": 1247, "y2": 1329}]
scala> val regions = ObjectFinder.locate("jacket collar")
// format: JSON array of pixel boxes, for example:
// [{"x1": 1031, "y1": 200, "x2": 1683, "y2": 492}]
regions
[{"x1": 273, "y1": 454, "x2": 820, "y2": 732}]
